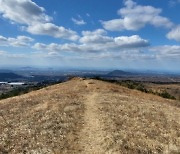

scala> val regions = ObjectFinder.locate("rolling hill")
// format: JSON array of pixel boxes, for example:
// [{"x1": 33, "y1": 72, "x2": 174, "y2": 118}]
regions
[
  {"x1": 0, "y1": 72, "x2": 24, "y2": 81},
  {"x1": 0, "y1": 78, "x2": 179, "y2": 153}
]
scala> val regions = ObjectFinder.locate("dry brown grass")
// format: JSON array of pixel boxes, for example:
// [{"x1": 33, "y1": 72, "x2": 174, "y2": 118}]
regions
[
  {"x1": 0, "y1": 79, "x2": 86, "y2": 153},
  {"x1": 145, "y1": 83, "x2": 180, "y2": 100},
  {"x1": 0, "y1": 78, "x2": 179, "y2": 153},
  {"x1": 93, "y1": 80, "x2": 180, "y2": 153}
]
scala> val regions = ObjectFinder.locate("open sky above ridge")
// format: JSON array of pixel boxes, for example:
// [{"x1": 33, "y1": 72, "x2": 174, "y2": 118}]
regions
[{"x1": 0, "y1": 0, "x2": 180, "y2": 72}]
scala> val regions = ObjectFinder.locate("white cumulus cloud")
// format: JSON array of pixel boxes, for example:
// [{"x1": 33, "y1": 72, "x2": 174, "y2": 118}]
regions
[
  {"x1": 26, "y1": 23, "x2": 79, "y2": 41},
  {"x1": 0, "y1": 35, "x2": 34, "y2": 47},
  {"x1": 102, "y1": 0, "x2": 173, "y2": 31},
  {"x1": 33, "y1": 29, "x2": 149, "y2": 53},
  {"x1": 0, "y1": 0, "x2": 79, "y2": 41},
  {"x1": 150, "y1": 45, "x2": 180, "y2": 57},
  {"x1": 167, "y1": 26, "x2": 180, "y2": 42},
  {"x1": 0, "y1": 0, "x2": 51, "y2": 25},
  {"x1": 72, "y1": 17, "x2": 86, "y2": 25},
  {"x1": 114, "y1": 35, "x2": 149, "y2": 48}
]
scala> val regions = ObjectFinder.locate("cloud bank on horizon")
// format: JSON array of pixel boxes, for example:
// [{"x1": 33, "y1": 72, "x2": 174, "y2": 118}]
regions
[{"x1": 0, "y1": 0, "x2": 179, "y2": 71}]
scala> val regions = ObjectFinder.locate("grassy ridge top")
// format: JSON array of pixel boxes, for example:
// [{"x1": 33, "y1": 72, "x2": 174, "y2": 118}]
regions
[{"x1": 0, "y1": 78, "x2": 179, "y2": 153}]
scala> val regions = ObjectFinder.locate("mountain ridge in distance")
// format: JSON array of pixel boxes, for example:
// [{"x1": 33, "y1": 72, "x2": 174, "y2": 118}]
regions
[
  {"x1": 0, "y1": 72, "x2": 24, "y2": 81},
  {"x1": 107, "y1": 70, "x2": 135, "y2": 76}
]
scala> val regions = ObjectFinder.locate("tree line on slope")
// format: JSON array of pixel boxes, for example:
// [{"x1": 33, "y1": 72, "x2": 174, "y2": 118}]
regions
[{"x1": 92, "y1": 77, "x2": 176, "y2": 100}]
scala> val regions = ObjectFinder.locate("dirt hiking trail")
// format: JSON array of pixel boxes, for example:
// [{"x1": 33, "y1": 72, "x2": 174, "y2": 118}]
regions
[{"x1": 79, "y1": 80, "x2": 108, "y2": 154}]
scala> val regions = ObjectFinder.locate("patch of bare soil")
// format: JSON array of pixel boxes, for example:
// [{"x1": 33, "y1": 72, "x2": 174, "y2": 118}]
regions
[{"x1": 79, "y1": 80, "x2": 109, "y2": 154}]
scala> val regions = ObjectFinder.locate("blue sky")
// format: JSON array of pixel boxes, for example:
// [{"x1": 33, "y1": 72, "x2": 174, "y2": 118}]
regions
[{"x1": 0, "y1": 0, "x2": 180, "y2": 72}]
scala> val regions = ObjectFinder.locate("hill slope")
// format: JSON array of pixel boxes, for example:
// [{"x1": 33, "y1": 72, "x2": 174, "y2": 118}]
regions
[
  {"x1": 0, "y1": 78, "x2": 179, "y2": 153},
  {"x1": 0, "y1": 72, "x2": 23, "y2": 80}
]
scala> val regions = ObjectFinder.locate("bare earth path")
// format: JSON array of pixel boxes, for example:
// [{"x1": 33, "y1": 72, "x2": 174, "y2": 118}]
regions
[{"x1": 79, "y1": 80, "x2": 107, "y2": 154}]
